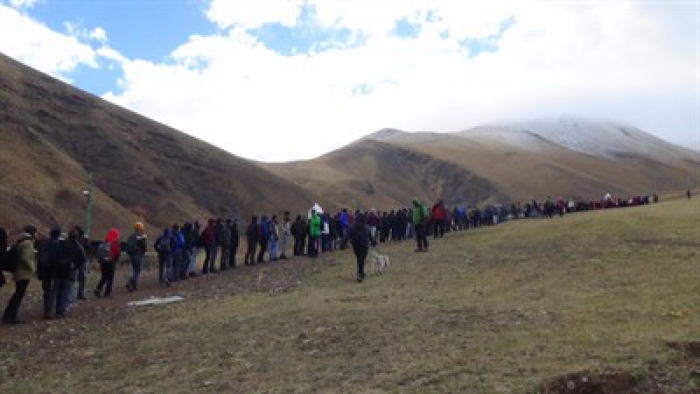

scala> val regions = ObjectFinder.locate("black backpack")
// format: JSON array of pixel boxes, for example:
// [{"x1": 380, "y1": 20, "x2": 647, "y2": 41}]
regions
[
  {"x1": 1, "y1": 244, "x2": 20, "y2": 273},
  {"x1": 36, "y1": 240, "x2": 56, "y2": 280}
]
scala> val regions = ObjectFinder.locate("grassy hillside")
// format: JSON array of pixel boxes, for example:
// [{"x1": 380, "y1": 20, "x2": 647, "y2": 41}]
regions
[
  {"x1": 0, "y1": 53, "x2": 317, "y2": 237},
  {"x1": 1, "y1": 197, "x2": 698, "y2": 393}
]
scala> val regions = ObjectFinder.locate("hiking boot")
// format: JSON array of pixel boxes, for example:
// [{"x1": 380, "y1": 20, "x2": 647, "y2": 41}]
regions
[
  {"x1": 94, "y1": 289, "x2": 102, "y2": 298},
  {"x1": 125, "y1": 282, "x2": 134, "y2": 292}
]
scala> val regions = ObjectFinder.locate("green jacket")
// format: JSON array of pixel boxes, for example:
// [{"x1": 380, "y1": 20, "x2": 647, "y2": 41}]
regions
[
  {"x1": 412, "y1": 199, "x2": 428, "y2": 225},
  {"x1": 310, "y1": 214, "x2": 321, "y2": 237},
  {"x1": 13, "y1": 234, "x2": 36, "y2": 281}
]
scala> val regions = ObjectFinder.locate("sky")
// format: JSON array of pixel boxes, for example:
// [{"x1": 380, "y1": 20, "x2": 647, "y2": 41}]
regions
[{"x1": 0, "y1": 0, "x2": 698, "y2": 162}]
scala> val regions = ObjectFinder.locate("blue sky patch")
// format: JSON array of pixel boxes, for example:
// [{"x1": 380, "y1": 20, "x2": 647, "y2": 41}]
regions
[
  {"x1": 29, "y1": 0, "x2": 216, "y2": 62},
  {"x1": 247, "y1": 4, "x2": 361, "y2": 56},
  {"x1": 69, "y1": 59, "x2": 124, "y2": 96},
  {"x1": 460, "y1": 16, "x2": 516, "y2": 57},
  {"x1": 392, "y1": 17, "x2": 422, "y2": 39}
]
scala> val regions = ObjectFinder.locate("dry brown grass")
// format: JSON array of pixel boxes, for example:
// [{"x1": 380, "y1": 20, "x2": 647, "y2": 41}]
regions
[{"x1": 1, "y1": 197, "x2": 698, "y2": 393}]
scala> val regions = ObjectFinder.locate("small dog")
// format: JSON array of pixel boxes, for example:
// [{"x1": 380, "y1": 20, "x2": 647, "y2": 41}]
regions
[{"x1": 371, "y1": 249, "x2": 390, "y2": 275}]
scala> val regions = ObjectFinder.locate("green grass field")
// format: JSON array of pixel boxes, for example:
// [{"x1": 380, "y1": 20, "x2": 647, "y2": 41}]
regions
[{"x1": 1, "y1": 197, "x2": 698, "y2": 393}]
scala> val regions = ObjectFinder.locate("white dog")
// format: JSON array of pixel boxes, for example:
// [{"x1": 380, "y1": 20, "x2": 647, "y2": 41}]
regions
[{"x1": 371, "y1": 249, "x2": 390, "y2": 274}]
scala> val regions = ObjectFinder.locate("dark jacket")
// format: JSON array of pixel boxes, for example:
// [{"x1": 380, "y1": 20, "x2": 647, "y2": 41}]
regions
[
  {"x1": 60, "y1": 239, "x2": 86, "y2": 282},
  {"x1": 229, "y1": 223, "x2": 239, "y2": 249},
  {"x1": 343, "y1": 219, "x2": 376, "y2": 249},
  {"x1": 202, "y1": 224, "x2": 216, "y2": 247},
  {"x1": 246, "y1": 222, "x2": 260, "y2": 242}
]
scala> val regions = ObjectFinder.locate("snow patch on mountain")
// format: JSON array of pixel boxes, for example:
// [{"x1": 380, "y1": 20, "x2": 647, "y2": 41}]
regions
[{"x1": 458, "y1": 117, "x2": 693, "y2": 160}]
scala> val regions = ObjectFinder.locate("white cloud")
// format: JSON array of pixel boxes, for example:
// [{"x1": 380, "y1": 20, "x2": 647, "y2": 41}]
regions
[
  {"x1": 2, "y1": 1, "x2": 696, "y2": 160},
  {"x1": 101, "y1": 1, "x2": 697, "y2": 161},
  {"x1": 206, "y1": 0, "x2": 304, "y2": 29},
  {"x1": 65, "y1": 21, "x2": 109, "y2": 43},
  {"x1": 0, "y1": 5, "x2": 98, "y2": 79}
]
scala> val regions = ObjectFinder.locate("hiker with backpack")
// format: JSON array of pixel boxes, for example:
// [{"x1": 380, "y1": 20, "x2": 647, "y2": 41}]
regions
[
  {"x1": 412, "y1": 198, "x2": 429, "y2": 252},
  {"x1": 244, "y1": 216, "x2": 259, "y2": 265},
  {"x1": 341, "y1": 213, "x2": 376, "y2": 283},
  {"x1": 49, "y1": 229, "x2": 86, "y2": 318},
  {"x1": 154, "y1": 228, "x2": 175, "y2": 286},
  {"x1": 3, "y1": 225, "x2": 37, "y2": 324},
  {"x1": 125, "y1": 222, "x2": 147, "y2": 292},
  {"x1": 94, "y1": 228, "x2": 121, "y2": 298}
]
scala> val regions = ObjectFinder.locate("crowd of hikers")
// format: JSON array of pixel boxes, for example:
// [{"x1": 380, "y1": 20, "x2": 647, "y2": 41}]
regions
[{"x1": 0, "y1": 190, "x2": 684, "y2": 325}]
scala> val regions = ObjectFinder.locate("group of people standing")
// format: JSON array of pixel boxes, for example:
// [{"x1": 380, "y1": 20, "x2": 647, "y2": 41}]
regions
[{"x1": 2, "y1": 189, "x2": 680, "y2": 324}]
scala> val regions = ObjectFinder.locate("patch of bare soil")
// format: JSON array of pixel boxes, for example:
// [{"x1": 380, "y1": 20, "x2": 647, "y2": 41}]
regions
[
  {"x1": 542, "y1": 341, "x2": 700, "y2": 394},
  {"x1": 542, "y1": 371, "x2": 639, "y2": 394}
]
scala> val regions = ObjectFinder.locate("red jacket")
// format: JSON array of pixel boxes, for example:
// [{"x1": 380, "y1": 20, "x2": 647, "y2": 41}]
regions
[
  {"x1": 432, "y1": 204, "x2": 446, "y2": 220},
  {"x1": 105, "y1": 228, "x2": 121, "y2": 261}
]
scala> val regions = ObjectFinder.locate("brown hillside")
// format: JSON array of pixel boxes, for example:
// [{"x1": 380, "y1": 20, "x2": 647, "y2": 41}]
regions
[
  {"x1": 269, "y1": 127, "x2": 698, "y2": 209},
  {"x1": 266, "y1": 140, "x2": 506, "y2": 211},
  {"x1": 0, "y1": 53, "x2": 317, "y2": 237}
]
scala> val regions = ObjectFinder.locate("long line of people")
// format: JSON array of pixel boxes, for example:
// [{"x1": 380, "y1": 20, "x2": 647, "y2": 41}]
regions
[{"x1": 0, "y1": 190, "x2": 671, "y2": 324}]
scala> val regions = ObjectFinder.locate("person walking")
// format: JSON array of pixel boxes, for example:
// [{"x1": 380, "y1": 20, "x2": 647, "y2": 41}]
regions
[
  {"x1": 412, "y1": 198, "x2": 429, "y2": 252},
  {"x1": 53, "y1": 229, "x2": 86, "y2": 318},
  {"x1": 154, "y1": 228, "x2": 175, "y2": 286},
  {"x1": 3, "y1": 225, "x2": 37, "y2": 324},
  {"x1": 94, "y1": 228, "x2": 120, "y2": 298},
  {"x1": 341, "y1": 214, "x2": 376, "y2": 283},
  {"x1": 244, "y1": 216, "x2": 259, "y2": 265},
  {"x1": 73, "y1": 226, "x2": 90, "y2": 300},
  {"x1": 125, "y1": 222, "x2": 147, "y2": 292}
]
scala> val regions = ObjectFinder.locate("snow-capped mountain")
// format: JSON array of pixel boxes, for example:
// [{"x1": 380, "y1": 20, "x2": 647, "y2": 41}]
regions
[{"x1": 457, "y1": 117, "x2": 697, "y2": 162}]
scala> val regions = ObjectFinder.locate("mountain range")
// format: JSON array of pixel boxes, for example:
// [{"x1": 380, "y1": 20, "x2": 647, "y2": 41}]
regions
[{"x1": 1, "y1": 53, "x2": 697, "y2": 238}]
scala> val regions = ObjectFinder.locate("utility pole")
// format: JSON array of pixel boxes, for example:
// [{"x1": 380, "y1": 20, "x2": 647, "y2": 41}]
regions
[{"x1": 83, "y1": 172, "x2": 94, "y2": 238}]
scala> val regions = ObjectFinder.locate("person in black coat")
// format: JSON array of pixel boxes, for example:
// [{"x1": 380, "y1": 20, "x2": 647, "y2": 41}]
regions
[
  {"x1": 244, "y1": 216, "x2": 259, "y2": 266},
  {"x1": 341, "y1": 213, "x2": 376, "y2": 283}
]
